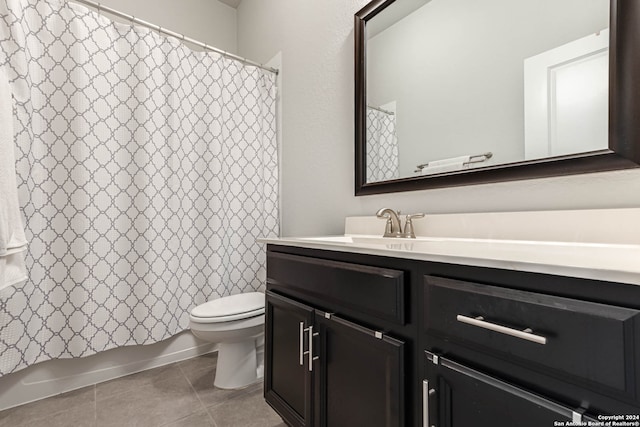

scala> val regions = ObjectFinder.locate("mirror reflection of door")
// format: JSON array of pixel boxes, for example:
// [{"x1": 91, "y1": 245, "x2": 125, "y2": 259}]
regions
[
  {"x1": 524, "y1": 30, "x2": 609, "y2": 160},
  {"x1": 365, "y1": 0, "x2": 610, "y2": 183}
]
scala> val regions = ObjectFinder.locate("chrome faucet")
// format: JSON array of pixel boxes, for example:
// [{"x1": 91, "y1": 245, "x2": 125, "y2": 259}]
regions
[
  {"x1": 376, "y1": 208, "x2": 403, "y2": 237},
  {"x1": 376, "y1": 208, "x2": 425, "y2": 238}
]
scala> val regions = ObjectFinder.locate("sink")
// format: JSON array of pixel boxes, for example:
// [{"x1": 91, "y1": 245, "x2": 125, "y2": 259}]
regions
[
  {"x1": 294, "y1": 235, "x2": 442, "y2": 245},
  {"x1": 296, "y1": 236, "x2": 357, "y2": 243}
]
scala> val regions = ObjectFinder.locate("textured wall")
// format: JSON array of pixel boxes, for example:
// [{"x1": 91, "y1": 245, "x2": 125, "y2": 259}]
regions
[
  {"x1": 237, "y1": 0, "x2": 640, "y2": 237},
  {"x1": 90, "y1": 0, "x2": 237, "y2": 53}
]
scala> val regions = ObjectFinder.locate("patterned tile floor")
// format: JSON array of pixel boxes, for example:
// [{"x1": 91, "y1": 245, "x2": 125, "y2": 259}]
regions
[{"x1": 0, "y1": 353, "x2": 285, "y2": 427}]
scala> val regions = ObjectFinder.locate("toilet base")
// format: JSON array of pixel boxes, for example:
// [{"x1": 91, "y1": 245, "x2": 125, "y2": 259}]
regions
[{"x1": 214, "y1": 341, "x2": 259, "y2": 389}]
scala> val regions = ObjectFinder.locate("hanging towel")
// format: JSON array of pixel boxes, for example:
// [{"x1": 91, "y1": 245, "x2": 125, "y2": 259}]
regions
[
  {"x1": 421, "y1": 155, "x2": 470, "y2": 175},
  {"x1": 0, "y1": 66, "x2": 28, "y2": 291}
]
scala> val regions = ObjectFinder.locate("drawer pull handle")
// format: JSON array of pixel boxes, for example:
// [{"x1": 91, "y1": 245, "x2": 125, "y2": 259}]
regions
[
  {"x1": 422, "y1": 380, "x2": 436, "y2": 427},
  {"x1": 456, "y1": 315, "x2": 547, "y2": 345},
  {"x1": 308, "y1": 326, "x2": 319, "y2": 371}
]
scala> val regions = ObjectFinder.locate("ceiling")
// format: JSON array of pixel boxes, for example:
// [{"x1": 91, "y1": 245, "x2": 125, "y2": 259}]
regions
[
  {"x1": 218, "y1": 0, "x2": 241, "y2": 8},
  {"x1": 367, "y1": 0, "x2": 431, "y2": 39}
]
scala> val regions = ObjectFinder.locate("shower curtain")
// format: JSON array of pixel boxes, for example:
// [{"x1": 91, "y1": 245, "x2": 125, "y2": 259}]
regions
[
  {"x1": 0, "y1": 0, "x2": 278, "y2": 376},
  {"x1": 366, "y1": 107, "x2": 399, "y2": 182}
]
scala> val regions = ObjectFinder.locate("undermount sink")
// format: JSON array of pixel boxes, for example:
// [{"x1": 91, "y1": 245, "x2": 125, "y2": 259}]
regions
[
  {"x1": 294, "y1": 235, "x2": 442, "y2": 245},
  {"x1": 291, "y1": 235, "x2": 638, "y2": 250},
  {"x1": 295, "y1": 235, "x2": 357, "y2": 243}
]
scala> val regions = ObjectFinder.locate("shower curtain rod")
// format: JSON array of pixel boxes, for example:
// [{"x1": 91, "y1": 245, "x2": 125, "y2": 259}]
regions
[{"x1": 69, "y1": 0, "x2": 279, "y2": 75}]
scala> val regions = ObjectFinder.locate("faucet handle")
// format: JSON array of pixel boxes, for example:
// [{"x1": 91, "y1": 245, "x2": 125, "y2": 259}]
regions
[
  {"x1": 406, "y1": 213, "x2": 425, "y2": 220},
  {"x1": 403, "y1": 213, "x2": 425, "y2": 238}
]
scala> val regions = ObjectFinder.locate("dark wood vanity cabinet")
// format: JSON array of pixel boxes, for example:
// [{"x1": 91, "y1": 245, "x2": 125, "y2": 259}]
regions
[
  {"x1": 264, "y1": 249, "x2": 412, "y2": 427},
  {"x1": 265, "y1": 291, "x2": 405, "y2": 427},
  {"x1": 422, "y1": 351, "x2": 600, "y2": 426},
  {"x1": 313, "y1": 309, "x2": 404, "y2": 426},
  {"x1": 422, "y1": 275, "x2": 640, "y2": 426},
  {"x1": 265, "y1": 291, "x2": 314, "y2": 426},
  {"x1": 264, "y1": 245, "x2": 640, "y2": 426}
]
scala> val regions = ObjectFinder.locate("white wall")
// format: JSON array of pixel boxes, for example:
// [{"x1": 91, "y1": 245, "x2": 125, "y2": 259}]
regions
[
  {"x1": 87, "y1": 0, "x2": 238, "y2": 53},
  {"x1": 237, "y1": 0, "x2": 640, "y2": 237}
]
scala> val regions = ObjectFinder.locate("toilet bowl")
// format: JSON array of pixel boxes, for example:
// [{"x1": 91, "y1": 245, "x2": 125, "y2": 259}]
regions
[{"x1": 189, "y1": 292, "x2": 265, "y2": 389}]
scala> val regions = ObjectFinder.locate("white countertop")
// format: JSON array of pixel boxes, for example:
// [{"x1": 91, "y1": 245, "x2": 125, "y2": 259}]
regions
[{"x1": 259, "y1": 235, "x2": 640, "y2": 286}]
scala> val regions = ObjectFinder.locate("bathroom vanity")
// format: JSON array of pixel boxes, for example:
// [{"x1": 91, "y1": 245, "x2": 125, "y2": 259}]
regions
[{"x1": 261, "y1": 216, "x2": 640, "y2": 427}]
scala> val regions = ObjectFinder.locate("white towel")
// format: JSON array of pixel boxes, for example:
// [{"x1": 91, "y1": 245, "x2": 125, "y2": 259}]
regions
[
  {"x1": 0, "y1": 66, "x2": 28, "y2": 290},
  {"x1": 421, "y1": 155, "x2": 470, "y2": 175}
]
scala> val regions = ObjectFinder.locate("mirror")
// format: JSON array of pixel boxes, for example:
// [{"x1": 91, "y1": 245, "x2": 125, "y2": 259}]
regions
[{"x1": 355, "y1": 0, "x2": 640, "y2": 195}]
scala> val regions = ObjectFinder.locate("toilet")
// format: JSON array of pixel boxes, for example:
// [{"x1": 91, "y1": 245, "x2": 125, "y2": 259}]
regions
[{"x1": 189, "y1": 292, "x2": 265, "y2": 389}]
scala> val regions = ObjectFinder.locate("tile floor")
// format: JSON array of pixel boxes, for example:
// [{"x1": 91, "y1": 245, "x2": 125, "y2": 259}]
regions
[{"x1": 0, "y1": 353, "x2": 285, "y2": 427}]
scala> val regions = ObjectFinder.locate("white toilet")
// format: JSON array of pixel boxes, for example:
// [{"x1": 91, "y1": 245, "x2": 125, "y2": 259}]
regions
[{"x1": 189, "y1": 292, "x2": 265, "y2": 389}]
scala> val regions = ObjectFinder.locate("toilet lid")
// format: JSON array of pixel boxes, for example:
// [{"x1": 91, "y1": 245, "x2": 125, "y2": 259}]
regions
[{"x1": 191, "y1": 292, "x2": 265, "y2": 320}]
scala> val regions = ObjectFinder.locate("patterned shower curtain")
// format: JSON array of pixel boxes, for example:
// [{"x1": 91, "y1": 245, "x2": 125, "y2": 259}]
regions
[
  {"x1": 366, "y1": 107, "x2": 399, "y2": 182},
  {"x1": 0, "y1": 0, "x2": 278, "y2": 376}
]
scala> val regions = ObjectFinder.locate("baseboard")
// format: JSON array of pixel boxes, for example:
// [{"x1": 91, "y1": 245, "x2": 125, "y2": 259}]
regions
[{"x1": 0, "y1": 331, "x2": 217, "y2": 411}]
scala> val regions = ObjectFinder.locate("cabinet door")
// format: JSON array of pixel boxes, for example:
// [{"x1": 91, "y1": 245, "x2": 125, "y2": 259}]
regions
[
  {"x1": 423, "y1": 351, "x2": 597, "y2": 427},
  {"x1": 265, "y1": 291, "x2": 314, "y2": 427},
  {"x1": 314, "y1": 312, "x2": 405, "y2": 427}
]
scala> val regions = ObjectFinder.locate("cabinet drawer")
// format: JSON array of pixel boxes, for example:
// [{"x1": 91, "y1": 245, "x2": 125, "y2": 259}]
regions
[
  {"x1": 423, "y1": 275, "x2": 640, "y2": 396},
  {"x1": 268, "y1": 252, "x2": 405, "y2": 324}
]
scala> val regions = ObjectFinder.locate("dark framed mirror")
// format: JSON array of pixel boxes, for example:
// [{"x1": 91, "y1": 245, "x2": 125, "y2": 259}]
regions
[{"x1": 355, "y1": 0, "x2": 640, "y2": 196}]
